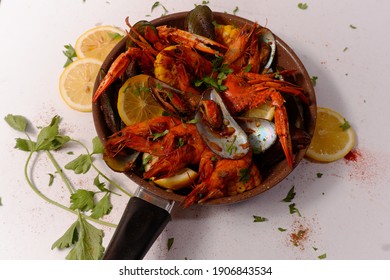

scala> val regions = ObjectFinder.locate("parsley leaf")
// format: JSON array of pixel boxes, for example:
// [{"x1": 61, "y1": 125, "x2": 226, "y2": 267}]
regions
[
  {"x1": 90, "y1": 193, "x2": 112, "y2": 219},
  {"x1": 48, "y1": 173, "x2": 55, "y2": 186},
  {"x1": 340, "y1": 119, "x2": 351, "y2": 131},
  {"x1": 4, "y1": 114, "x2": 28, "y2": 132},
  {"x1": 51, "y1": 221, "x2": 79, "y2": 250},
  {"x1": 142, "y1": 154, "x2": 153, "y2": 166},
  {"x1": 35, "y1": 116, "x2": 70, "y2": 151},
  {"x1": 70, "y1": 189, "x2": 95, "y2": 211},
  {"x1": 278, "y1": 227, "x2": 287, "y2": 232},
  {"x1": 93, "y1": 175, "x2": 108, "y2": 192},
  {"x1": 65, "y1": 154, "x2": 92, "y2": 174},
  {"x1": 253, "y1": 215, "x2": 268, "y2": 222},
  {"x1": 151, "y1": 1, "x2": 168, "y2": 16},
  {"x1": 239, "y1": 168, "x2": 251, "y2": 183},
  {"x1": 233, "y1": 6, "x2": 239, "y2": 15},
  {"x1": 92, "y1": 136, "x2": 104, "y2": 154},
  {"x1": 152, "y1": 129, "x2": 169, "y2": 141},
  {"x1": 311, "y1": 76, "x2": 318, "y2": 86},
  {"x1": 289, "y1": 203, "x2": 302, "y2": 217},
  {"x1": 281, "y1": 186, "x2": 296, "y2": 202},
  {"x1": 66, "y1": 216, "x2": 104, "y2": 260},
  {"x1": 298, "y1": 3, "x2": 308, "y2": 9},
  {"x1": 63, "y1": 44, "x2": 77, "y2": 67},
  {"x1": 195, "y1": 57, "x2": 232, "y2": 92},
  {"x1": 167, "y1": 237, "x2": 174, "y2": 251},
  {"x1": 14, "y1": 138, "x2": 35, "y2": 152},
  {"x1": 108, "y1": 32, "x2": 124, "y2": 40},
  {"x1": 318, "y1": 253, "x2": 327, "y2": 259},
  {"x1": 316, "y1": 172, "x2": 323, "y2": 178}
]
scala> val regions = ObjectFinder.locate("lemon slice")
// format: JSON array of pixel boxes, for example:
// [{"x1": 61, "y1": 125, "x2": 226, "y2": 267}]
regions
[
  {"x1": 75, "y1": 25, "x2": 125, "y2": 61},
  {"x1": 242, "y1": 103, "x2": 275, "y2": 120},
  {"x1": 154, "y1": 168, "x2": 198, "y2": 190},
  {"x1": 117, "y1": 74, "x2": 164, "y2": 126},
  {"x1": 59, "y1": 58, "x2": 102, "y2": 112},
  {"x1": 306, "y1": 107, "x2": 355, "y2": 162}
]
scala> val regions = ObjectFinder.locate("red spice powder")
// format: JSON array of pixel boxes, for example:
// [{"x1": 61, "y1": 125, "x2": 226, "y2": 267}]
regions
[
  {"x1": 290, "y1": 228, "x2": 309, "y2": 248},
  {"x1": 288, "y1": 220, "x2": 311, "y2": 250},
  {"x1": 343, "y1": 148, "x2": 378, "y2": 184},
  {"x1": 344, "y1": 149, "x2": 361, "y2": 162}
]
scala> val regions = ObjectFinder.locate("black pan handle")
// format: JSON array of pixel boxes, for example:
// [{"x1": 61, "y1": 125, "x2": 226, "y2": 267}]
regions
[{"x1": 103, "y1": 189, "x2": 173, "y2": 260}]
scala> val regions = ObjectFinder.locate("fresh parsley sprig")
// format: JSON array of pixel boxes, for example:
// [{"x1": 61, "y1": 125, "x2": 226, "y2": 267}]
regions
[
  {"x1": 63, "y1": 44, "x2": 77, "y2": 67},
  {"x1": 195, "y1": 56, "x2": 233, "y2": 92},
  {"x1": 5, "y1": 114, "x2": 129, "y2": 260}
]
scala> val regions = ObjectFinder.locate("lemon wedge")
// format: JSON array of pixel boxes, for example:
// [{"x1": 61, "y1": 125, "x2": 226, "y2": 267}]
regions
[
  {"x1": 242, "y1": 103, "x2": 275, "y2": 120},
  {"x1": 59, "y1": 58, "x2": 102, "y2": 112},
  {"x1": 142, "y1": 154, "x2": 198, "y2": 190},
  {"x1": 75, "y1": 25, "x2": 125, "y2": 61},
  {"x1": 117, "y1": 74, "x2": 164, "y2": 126},
  {"x1": 306, "y1": 107, "x2": 355, "y2": 162},
  {"x1": 154, "y1": 168, "x2": 198, "y2": 190}
]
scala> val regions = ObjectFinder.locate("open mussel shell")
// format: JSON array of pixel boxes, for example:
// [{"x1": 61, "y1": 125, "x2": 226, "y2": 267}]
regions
[
  {"x1": 92, "y1": 11, "x2": 317, "y2": 205},
  {"x1": 258, "y1": 27, "x2": 276, "y2": 72},
  {"x1": 103, "y1": 150, "x2": 140, "y2": 173},
  {"x1": 236, "y1": 117, "x2": 277, "y2": 154},
  {"x1": 195, "y1": 88, "x2": 250, "y2": 159}
]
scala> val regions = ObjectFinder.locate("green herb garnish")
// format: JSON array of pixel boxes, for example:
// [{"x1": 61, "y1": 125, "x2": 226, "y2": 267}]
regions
[
  {"x1": 48, "y1": 173, "x2": 55, "y2": 186},
  {"x1": 289, "y1": 203, "x2": 302, "y2": 217},
  {"x1": 142, "y1": 154, "x2": 153, "y2": 166},
  {"x1": 243, "y1": 64, "x2": 253, "y2": 73},
  {"x1": 62, "y1": 44, "x2": 77, "y2": 67},
  {"x1": 151, "y1": 1, "x2": 168, "y2": 16},
  {"x1": 340, "y1": 119, "x2": 351, "y2": 131},
  {"x1": 152, "y1": 129, "x2": 169, "y2": 140},
  {"x1": 195, "y1": 57, "x2": 233, "y2": 92},
  {"x1": 311, "y1": 76, "x2": 318, "y2": 86},
  {"x1": 281, "y1": 186, "x2": 296, "y2": 202},
  {"x1": 226, "y1": 135, "x2": 238, "y2": 155},
  {"x1": 316, "y1": 172, "x2": 323, "y2": 178},
  {"x1": 239, "y1": 168, "x2": 251, "y2": 183},
  {"x1": 253, "y1": 215, "x2": 268, "y2": 222},
  {"x1": 233, "y1": 6, "x2": 239, "y2": 15},
  {"x1": 5, "y1": 114, "x2": 130, "y2": 260},
  {"x1": 108, "y1": 32, "x2": 124, "y2": 40},
  {"x1": 176, "y1": 138, "x2": 185, "y2": 148},
  {"x1": 167, "y1": 237, "x2": 174, "y2": 251},
  {"x1": 298, "y1": 3, "x2": 308, "y2": 10},
  {"x1": 318, "y1": 253, "x2": 327, "y2": 259},
  {"x1": 278, "y1": 227, "x2": 287, "y2": 232},
  {"x1": 349, "y1": 24, "x2": 357, "y2": 29},
  {"x1": 186, "y1": 118, "x2": 198, "y2": 124}
]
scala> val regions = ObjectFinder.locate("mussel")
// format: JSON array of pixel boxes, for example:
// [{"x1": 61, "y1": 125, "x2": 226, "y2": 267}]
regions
[{"x1": 185, "y1": 5, "x2": 216, "y2": 40}]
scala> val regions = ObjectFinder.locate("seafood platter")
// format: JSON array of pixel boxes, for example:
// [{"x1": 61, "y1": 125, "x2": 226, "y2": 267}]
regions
[{"x1": 92, "y1": 5, "x2": 317, "y2": 208}]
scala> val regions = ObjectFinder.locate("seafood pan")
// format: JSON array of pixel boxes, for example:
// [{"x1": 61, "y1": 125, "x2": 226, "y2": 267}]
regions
[{"x1": 92, "y1": 11, "x2": 316, "y2": 259}]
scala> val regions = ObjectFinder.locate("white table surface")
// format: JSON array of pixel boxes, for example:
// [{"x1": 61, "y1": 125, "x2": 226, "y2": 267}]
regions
[{"x1": 1, "y1": 0, "x2": 389, "y2": 260}]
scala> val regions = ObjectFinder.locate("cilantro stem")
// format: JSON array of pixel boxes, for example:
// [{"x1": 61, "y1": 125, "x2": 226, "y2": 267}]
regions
[
  {"x1": 71, "y1": 139, "x2": 132, "y2": 197},
  {"x1": 24, "y1": 150, "x2": 117, "y2": 228},
  {"x1": 45, "y1": 150, "x2": 75, "y2": 194}
]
